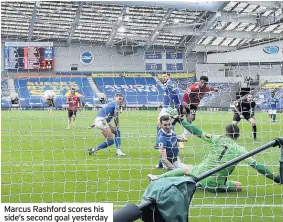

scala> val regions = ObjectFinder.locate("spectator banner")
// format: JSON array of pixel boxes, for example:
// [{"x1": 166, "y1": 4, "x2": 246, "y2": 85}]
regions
[
  {"x1": 145, "y1": 63, "x2": 162, "y2": 71},
  {"x1": 262, "y1": 83, "x2": 283, "y2": 88},
  {"x1": 157, "y1": 73, "x2": 196, "y2": 79},
  {"x1": 144, "y1": 52, "x2": 162, "y2": 60},
  {"x1": 166, "y1": 52, "x2": 183, "y2": 60},
  {"x1": 166, "y1": 63, "x2": 183, "y2": 71},
  {"x1": 15, "y1": 78, "x2": 93, "y2": 97}
]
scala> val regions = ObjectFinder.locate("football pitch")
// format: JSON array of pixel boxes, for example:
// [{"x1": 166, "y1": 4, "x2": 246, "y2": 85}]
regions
[{"x1": 1, "y1": 110, "x2": 283, "y2": 221}]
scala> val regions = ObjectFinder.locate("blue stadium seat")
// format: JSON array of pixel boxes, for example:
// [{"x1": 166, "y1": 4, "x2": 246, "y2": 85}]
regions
[
  {"x1": 1, "y1": 79, "x2": 9, "y2": 97},
  {"x1": 93, "y1": 77, "x2": 164, "y2": 105},
  {"x1": 14, "y1": 77, "x2": 96, "y2": 108},
  {"x1": 199, "y1": 82, "x2": 234, "y2": 106},
  {"x1": 173, "y1": 78, "x2": 195, "y2": 90},
  {"x1": 1, "y1": 97, "x2": 11, "y2": 108}
]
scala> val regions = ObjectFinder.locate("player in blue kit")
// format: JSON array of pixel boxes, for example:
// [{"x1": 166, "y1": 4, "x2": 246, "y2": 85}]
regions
[
  {"x1": 158, "y1": 72, "x2": 182, "y2": 121},
  {"x1": 88, "y1": 94, "x2": 126, "y2": 156},
  {"x1": 155, "y1": 115, "x2": 189, "y2": 170},
  {"x1": 265, "y1": 90, "x2": 279, "y2": 124},
  {"x1": 155, "y1": 73, "x2": 185, "y2": 168}
]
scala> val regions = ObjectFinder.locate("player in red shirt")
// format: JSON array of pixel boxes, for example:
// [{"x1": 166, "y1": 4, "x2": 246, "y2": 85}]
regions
[
  {"x1": 67, "y1": 88, "x2": 81, "y2": 129},
  {"x1": 181, "y1": 76, "x2": 217, "y2": 139}
]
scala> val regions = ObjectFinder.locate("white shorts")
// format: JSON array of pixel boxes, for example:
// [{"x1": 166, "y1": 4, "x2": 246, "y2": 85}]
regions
[
  {"x1": 94, "y1": 117, "x2": 109, "y2": 132},
  {"x1": 268, "y1": 110, "x2": 277, "y2": 114},
  {"x1": 158, "y1": 108, "x2": 169, "y2": 120},
  {"x1": 172, "y1": 157, "x2": 189, "y2": 170}
]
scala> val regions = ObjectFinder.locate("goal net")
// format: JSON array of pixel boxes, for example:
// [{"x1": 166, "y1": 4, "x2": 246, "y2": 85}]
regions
[{"x1": 1, "y1": 1, "x2": 283, "y2": 221}]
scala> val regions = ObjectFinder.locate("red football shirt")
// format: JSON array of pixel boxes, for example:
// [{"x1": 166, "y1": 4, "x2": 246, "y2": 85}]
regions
[
  {"x1": 68, "y1": 95, "x2": 80, "y2": 111},
  {"x1": 183, "y1": 82, "x2": 215, "y2": 107}
]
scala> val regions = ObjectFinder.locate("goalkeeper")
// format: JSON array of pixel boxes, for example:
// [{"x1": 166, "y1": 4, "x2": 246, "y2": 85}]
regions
[{"x1": 148, "y1": 116, "x2": 281, "y2": 192}]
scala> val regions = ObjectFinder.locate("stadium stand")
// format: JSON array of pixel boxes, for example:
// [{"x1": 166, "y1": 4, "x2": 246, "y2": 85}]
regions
[
  {"x1": 174, "y1": 77, "x2": 196, "y2": 90},
  {"x1": 156, "y1": 73, "x2": 197, "y2": 91},
  {"x1": 8, "y1": 74, "x2": 237, "y2": 108},
  {"x1": 1, "y1": 99, "x2": 11, "y2": 108},
  {"x1": 1, "y1": 79, "x2": 9, "y2": 97},
  {"x1": 198, "y1": 82, "x2": 235, "y2": 106},
  {"x1": 93, "y1": 76, "x2": 164, "y2": 105},
  {"x1": 14, "y1": 76, "x2": 96, "y2": 108},
  {"x1": 1, "y1": 79, "x2": 12, "y2": 108}
]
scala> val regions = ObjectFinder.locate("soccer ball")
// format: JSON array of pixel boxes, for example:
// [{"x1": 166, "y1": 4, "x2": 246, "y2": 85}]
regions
[
  {"x1": 165, "y1": 107, "x2": 178, "y2": 118},
  {"x1": 10, "y1": 92, "x2": 19, "y2": 100},
  {"x1": 42, "y1": 90, "x2": 56, "y2": 103}
]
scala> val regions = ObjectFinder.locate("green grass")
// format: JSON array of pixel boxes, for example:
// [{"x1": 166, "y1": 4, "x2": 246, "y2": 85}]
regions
[{"x1": 1, "y1": 110, "x2": 283, "y2": 221}]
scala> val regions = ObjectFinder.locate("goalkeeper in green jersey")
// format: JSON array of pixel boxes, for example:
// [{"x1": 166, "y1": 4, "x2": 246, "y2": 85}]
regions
[{"x1": 147, "y1": 117, "x2": 281, "y2": 192}]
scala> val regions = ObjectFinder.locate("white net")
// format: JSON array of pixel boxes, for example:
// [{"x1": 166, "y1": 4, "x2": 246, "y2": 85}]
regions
[{"x1": 1, "y1": 1, "x2": 283, "y2": 221}]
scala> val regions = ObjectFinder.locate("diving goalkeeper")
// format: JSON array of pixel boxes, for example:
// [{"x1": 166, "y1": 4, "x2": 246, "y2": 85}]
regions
[{"x1": 148, "y1": 116, "x2": 281, "y2": 192}]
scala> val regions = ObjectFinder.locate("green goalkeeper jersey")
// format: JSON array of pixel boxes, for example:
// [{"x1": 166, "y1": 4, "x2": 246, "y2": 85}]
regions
[{"x1": 190, "y1": 134, "x2": 255, "y2": 179}]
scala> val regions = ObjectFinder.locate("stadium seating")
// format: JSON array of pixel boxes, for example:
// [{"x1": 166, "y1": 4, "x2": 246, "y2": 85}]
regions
[
  {"x1": 14, "y1": 77, "x2": 96, "y2": 107},
  {"x1": 93, "y1": 77, "x2": 235, "y2": 106},
  {"x1": 1, "y1": 98, "x2": 11, "y2": 108},
  {"x1": 174, "y1": 77, "x2": 195, "y2": 90},
  {"x1": 93, "y1": 77, "x2": 164, "y2": 105},
  {"x1": 254, "y1": 82, "x2": 283, "y2": 109},
  {"x1": 199, "y1": 82, "x2": 235, "y2": 106},
  {"x1": 1, "y1": 79, "x2": 11, "y2": 108},
  {"x1": 1, "y1": 79, "x2": 9, "y2": 97}
]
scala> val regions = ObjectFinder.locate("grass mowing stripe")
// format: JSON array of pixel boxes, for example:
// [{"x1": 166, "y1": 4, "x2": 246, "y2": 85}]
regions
[{"x1": 2, "y1": 110, "x2": 283, "y2": 221}]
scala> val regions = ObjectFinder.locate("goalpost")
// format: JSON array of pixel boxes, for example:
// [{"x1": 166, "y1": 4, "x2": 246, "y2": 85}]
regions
[{"x1": 1, "y1": 1, "x2": 283, "y2": 222}]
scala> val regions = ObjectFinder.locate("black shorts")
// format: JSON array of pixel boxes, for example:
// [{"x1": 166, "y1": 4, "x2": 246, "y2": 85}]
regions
[
  {"x1": 233, "y1": 113, "x2": 253, "y2": 122},
  {"x1": 68, "y1": 110, "x2": 77, "y2": 118},
  {"x1": 180, "y1": 104, "x2": 197, "y2": 115},
  {"x1": 46, "y1": 99, "x2": 55, "y2": 107}
]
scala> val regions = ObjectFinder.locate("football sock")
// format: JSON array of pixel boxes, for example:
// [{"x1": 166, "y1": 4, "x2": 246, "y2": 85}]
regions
[
  {"x1": 113, "y1": 129, "x2": 121, "y2": 149},
  {"x1": 96, "y1": 139, "x2": 114, "y2": 149},
  {"x1": 272, "y1": 114, "x2": 276, "y2": 123},
  {"x1": 252, "y1": 125, "x2": 257, "y2": 139},
  {"x1": 157, "y1": 158, "x2": 163, "y2": 168}
]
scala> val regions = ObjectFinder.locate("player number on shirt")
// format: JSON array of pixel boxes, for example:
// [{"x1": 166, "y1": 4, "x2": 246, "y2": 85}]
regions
[{"x1": 218, "y1": 146, "x2": 228, "y2": 161}]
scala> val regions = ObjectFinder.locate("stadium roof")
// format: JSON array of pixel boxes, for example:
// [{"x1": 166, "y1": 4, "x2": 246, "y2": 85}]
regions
[{"x1": 1, "y1": 1, "x2": 283, "y2": 55}]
